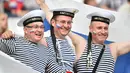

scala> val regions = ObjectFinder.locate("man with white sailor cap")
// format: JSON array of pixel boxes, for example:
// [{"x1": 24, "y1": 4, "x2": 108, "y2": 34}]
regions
[
  {"x1": 46, "y1": 7, "x2": 79, "y2": 73},
  {"x1": 68, "y1": 11, "x2": 130, "y2": 73},
  {"x1": 74, "y1": 11, "x2": 116, "y2": 73},
  {"x1": 0, "y1": 9, "x2": 65, "y2": 73},
  {"x1": 35, "y1": 0, "x2": 79, "y2": 72}
]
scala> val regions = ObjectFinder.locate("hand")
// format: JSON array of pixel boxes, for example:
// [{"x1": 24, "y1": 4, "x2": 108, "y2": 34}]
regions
[
  {"x1": 1, "y1": 30, "x2": 15, "y2": 39},
  {"x1": 35, "y1": 0, "x2": 45, "y2": 5}
]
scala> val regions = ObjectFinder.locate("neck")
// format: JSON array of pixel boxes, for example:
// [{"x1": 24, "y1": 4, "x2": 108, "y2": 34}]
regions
[
  {"x1": 39, "y1": 37, "x2": 48, "y2": 47},
  {"x1": 24, "y1": 35, "x2": 38, "y2": 44},
  {"x1": 92, "y1": 39, "x2": 104, "y2": 45},
  {"x1": 54, "y1": 31, "x2": 65, "y2": 40},
  {"x1": 55, "y1": 35, "x2": 65, "y2": 40}
]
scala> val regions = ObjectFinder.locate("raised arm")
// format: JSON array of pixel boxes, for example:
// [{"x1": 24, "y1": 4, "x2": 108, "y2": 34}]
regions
[
  {"x1": 68, "y1": 31, "x2": 87, "y2": 60},
  {"x1": 109, "y1": 41, "x2": 130, "y2": 61},
  {"x1": 36, "y1": 0, "x2": 52, "y2": 23}
]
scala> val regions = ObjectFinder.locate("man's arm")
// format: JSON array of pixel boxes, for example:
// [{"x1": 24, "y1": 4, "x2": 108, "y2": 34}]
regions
[
  {"x1": 109, "y1": 41, "x2": 130, "y2": 61},
  {"x1": 68, "y1": 31, "x2": 87, "y2": 60},
  {"x1": 1, "y1": 29, "x2": 15, "y2": 39},
  {"x1": 35, "y1": 0, "x2": 52, "y2": 23}
]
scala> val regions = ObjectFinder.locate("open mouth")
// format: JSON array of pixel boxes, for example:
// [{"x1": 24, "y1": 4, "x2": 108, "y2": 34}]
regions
[
  {"x1": 61, "y1": 27, "x2": 70, "y2": 31},
  {"x1": 35, "y1": 33, "x2": 42, "y2": 37}
]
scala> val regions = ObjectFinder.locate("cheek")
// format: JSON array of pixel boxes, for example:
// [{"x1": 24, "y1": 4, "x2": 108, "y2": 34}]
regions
[
  {"x1": 68, "y1": 24, "x2": 72, "y2": 28},
  {"x1": 1, "y1": 23, "x2": 7, "y2": 27},
  {"x1": 64, "y1": 24, "x2": 72, "y2": 29},
  {"x1": 26, "y1": 30, "x2": 35, "y2": 35}
]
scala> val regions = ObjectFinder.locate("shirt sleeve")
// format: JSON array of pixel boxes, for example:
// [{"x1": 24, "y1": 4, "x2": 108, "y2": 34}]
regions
[{"x1": 0, "y1": 38, "x2": 15, "y2": 55}]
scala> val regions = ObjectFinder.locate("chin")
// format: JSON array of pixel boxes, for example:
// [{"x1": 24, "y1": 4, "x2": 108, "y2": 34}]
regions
[
  {"x1": 62, "y1": 34, "x2": 68, "y2": 37},
  {"x1": 35, "y1": 37, "x2": 42, "y2": 42},
  {"x1": 99, "y1": 40, "x2": 105, "y2": 43},
  {"x1": 62, "y1": 32, "x2": 69, "y2": 36}
]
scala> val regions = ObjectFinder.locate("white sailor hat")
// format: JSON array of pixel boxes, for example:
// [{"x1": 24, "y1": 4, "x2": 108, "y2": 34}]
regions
[
  {"x1": 87, "y1": 11, "x2": 115, "y2": 25},
  {"x1": 50, "y1": 8, "x2": 79, "y2": 18},
  {"x1": 17, "y1": 10, "x2": 46, "y2": 27}
]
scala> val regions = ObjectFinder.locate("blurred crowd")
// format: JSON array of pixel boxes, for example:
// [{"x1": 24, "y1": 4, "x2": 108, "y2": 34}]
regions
[
  {"x1": 0, "y1": 0, "x2": 40, "y2": 17},
  {"x1": 0, "y1": 0, "x2": 130, "y2": 17},
  {"x1": 84, "y1": 0, "x2": 130, "y2": 14}
]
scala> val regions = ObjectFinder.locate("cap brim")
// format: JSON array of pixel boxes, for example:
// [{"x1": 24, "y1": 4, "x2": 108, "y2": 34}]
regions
[{"x1": 17, "y1": 10, "x2": 45, "y2": 27}]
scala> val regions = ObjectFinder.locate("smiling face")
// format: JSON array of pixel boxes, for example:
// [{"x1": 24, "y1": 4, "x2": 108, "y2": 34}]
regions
[
  {"x1": 89, "y1": 21, "x2": 109, "y2": 44},
  {"x1": 24, "y1": 22, "x2": 44, "y2": 43},
  {"x1": 51, "y1": 15, "x2": 73, "y2": 39}
]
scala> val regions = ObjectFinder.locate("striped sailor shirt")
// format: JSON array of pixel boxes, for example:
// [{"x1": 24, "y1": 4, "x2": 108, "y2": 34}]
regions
[
  {"x1": 46, "y1": 37, "x2": 76, "y2": 72},
  {"x1": 0, "y1": 37, "x2": 66, "y2": 73},
  {"x1": 75, "y1": 44, "x2": 115, "y2": 73}
]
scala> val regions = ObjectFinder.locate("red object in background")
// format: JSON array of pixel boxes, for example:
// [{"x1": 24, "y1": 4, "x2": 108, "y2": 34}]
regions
[
  {"x1": 66, "y1": 71, "x2": 72, "y2": 73},
  {"x1": 16, "y1": 0, "x2": 24, "y2": 12},
  {"x1": 4, "y1": 1, "x2": 9, "y2": 10},
  {"x1": 9, "y1": 0, "x2": 23, "y2": 12}
]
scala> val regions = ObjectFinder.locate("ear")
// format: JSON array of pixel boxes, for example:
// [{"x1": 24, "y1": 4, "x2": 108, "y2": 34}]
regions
[
  {"x1": 23, "y1": 27, "x2": 27, "y2": 34},
  {"x1": 89, "y1": 24, "x2": 93, "y2": 33},
  {"x1": 51, "y1": 19, "x2": 56, "y2": 27}
]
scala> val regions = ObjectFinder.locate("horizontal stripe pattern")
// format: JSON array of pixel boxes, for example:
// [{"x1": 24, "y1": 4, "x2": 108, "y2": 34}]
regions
[
  {"x1": 75, "y1": 44, "x2": 115, "y2": 73},
  {"x1": 46, "y1": 37, "x2": 75, "y2": 72},
  {"x1": 0, "y1": 37, "x2": 65, "y2": 73}
]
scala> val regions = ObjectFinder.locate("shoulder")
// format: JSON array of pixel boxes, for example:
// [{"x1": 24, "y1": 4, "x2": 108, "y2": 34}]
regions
[{"x1": 108, "y1": 43, "x2": 118, "y2": 60}]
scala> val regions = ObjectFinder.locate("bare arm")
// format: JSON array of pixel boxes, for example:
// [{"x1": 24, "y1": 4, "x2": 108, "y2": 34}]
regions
[
  {"x1": 68, "y1": 31, "x2": 87, "y2": 60},
  {"x1": 109, "y1": 41, "x2": 130, "y2": 61},
  {"x1": 36, "y1": 0, "x2": 52, "y2": 23}
]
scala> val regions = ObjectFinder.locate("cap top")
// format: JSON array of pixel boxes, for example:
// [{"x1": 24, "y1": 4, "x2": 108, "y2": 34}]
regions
[
  {"x1": 87, "y1": 11, "x2": 115, "y2": 24},
  {"x1": 17, "y1": 10, "x2": 45, "y2": 27}
]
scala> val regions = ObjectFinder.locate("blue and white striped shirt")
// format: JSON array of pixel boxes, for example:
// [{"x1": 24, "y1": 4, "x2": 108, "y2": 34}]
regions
[
  {"x1": 0, "y1": 37, "x2": 65, "y2": 73},
  {"x1": 75, "y1": 44, "x2": 115, "y2": 73},
  {"x1": 46, "y1": 37, "x2": 76, "y2": 72}
]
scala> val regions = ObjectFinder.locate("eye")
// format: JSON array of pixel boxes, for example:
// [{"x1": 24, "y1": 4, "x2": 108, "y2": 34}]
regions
[
  {"x1": 97, "y1": 26, "x2": 102, "y2": 30},
  {"x1": 40, "y1": 26, "x2": 45, "y2": 29},
  {"x1": 104, "y1": 27, "x2": 108, "y2": 30},
  {"x1": 60, "y1": 20, "x2": 66, "y2": 24},
  {"x1": 67, "y1": 21, "x2": 73, "y2": 24}
]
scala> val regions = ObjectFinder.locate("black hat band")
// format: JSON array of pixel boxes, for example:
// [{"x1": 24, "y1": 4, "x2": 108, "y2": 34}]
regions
[
  {"x1": 91, "y1": 16, "x2": 110, "y2": 25},
  {"x1": 53, "y1": 11, "x2": 74, "y2": 18},
  {"x1": 23, "y1": 16, "x2": 43, "y2": 26}
]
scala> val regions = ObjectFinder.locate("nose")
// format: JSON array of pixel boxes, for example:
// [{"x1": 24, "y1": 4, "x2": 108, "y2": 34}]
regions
[
  {"x1": 101, "y1": 29, "x2": 108, "y2": 34},
  {"x1": 37, "y1": 27, "x2": 44, "y2": 32},
  {"x1": 64, "y1": 23, "x2": 72, "y2": 29}
]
